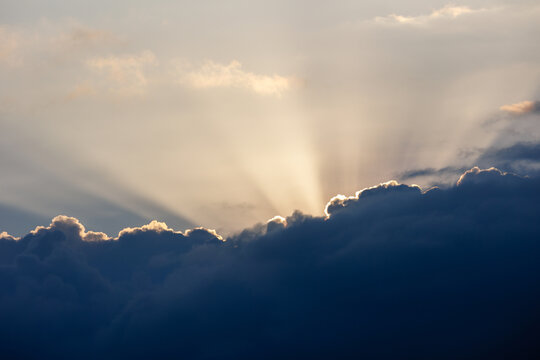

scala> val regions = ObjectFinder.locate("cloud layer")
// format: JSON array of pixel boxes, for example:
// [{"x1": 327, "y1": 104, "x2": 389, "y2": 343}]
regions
[{"x1": 1, "y1": 167, "x2": 540, "y2": 359}]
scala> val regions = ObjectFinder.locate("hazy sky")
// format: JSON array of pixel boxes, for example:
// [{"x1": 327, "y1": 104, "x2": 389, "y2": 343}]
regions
[{"x1": 1, "y1": 0, "x2": 540, "y2": 235}]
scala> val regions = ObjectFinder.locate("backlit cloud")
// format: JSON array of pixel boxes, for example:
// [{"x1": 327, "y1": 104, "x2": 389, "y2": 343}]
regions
[
  {"x1": 374, "y1": 4, "x2": 486, "y2": 26},
  {"x1": 324, "y1": 180, "x2": 421, "y2": 216},
  {"x1": 1, "y1": 167, "x2": 540, "y2": 358},
  {"x1": 0, "y1": 231, "x2": 18, "y2": 241},
  {"x1": 177, "y1": 60, "x2": 295, "y2": 96},
  {"x1": 500, "y1": 100, "x2": 540, "y2": 114},
  {"x1": 29, "y1": 215, "x2": 110, "y2": 242}
]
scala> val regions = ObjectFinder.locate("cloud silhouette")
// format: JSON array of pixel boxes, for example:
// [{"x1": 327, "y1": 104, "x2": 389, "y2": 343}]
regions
[{"x1": 1, "y1": 167, "x2": 540, "y2": 359}]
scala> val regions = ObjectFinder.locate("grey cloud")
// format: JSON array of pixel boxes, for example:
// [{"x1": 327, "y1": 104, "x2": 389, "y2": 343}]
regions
[{"x1": 397, "y1": 166, "x2": 468, "y2": 181}]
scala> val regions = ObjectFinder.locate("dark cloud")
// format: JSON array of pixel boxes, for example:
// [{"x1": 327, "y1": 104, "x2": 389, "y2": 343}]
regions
[
  {"x1": 476, "y1": 141, "x2": 540, "y2": 174},
  {"x1": 1, "y1": 167, "x2": 540, "y2": 359},
  {"x1": 397, "y1": 139, "x2": 540, "y2": 183}
]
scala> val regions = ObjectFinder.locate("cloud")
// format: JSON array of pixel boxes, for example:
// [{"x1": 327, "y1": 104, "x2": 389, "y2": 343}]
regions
[
  {"x1": 66, "y1": 83, "x2": 96, "y2": 99},
  {"x1": 395, "y1": 141, "x2": 540, "y2": 185},
  {"x1": 0, "y1": 26, "x2": 21, "y2": 65},
  {"x1": 476, "y1": 141, "x2": 540, "y2": 176},
  {"x1": 0, "y1": 231, "x2": 18, "y2": 241},
  {"x1": 397, "y1": 166, "x2": 468, "y2": 181},
  {"x1": 56, "y1": 26, "x2": 118, "y2": 50},
  {"x1": 117, "y1": 219, "x2": 179, "y2": 236},
  {"x1": 374, "y1": 4, "x2": 487, "y2": 26},
  {"x1": 500, "y1": 100, "x2": 540, "y2": 114},
  {"x1": 177, "y1": 60, "x2": 295, "y2": 96},
  {"x1": 29, "y1": 215, "x2": 110, "y2": 242},
  {"x1": 0, "y1": 22, "x2": 121, "y2": 70},
  {"x1": 324, "y1": 180, "x2": 421, "y2": 216},
  {"x1": 1, "y1": 167, "x2": 540, "y2": 358},
  {"x1": 118, "y1": 219, "x2": 223, "y2": 241},
  {"x1": 86, "y1": 50, "x2": 157, "y2": 95}
]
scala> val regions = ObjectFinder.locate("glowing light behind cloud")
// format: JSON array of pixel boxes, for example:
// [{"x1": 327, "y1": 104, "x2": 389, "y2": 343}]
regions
[
  {"x1": 176, "y1": 60, "x2": 295, "y2": 96},
  {"x1": 500, "y1": 100, "x2": 540, "y2": 114},
  {"x1": 1, "y1": 1, "x2": 540, "y2": 234}
]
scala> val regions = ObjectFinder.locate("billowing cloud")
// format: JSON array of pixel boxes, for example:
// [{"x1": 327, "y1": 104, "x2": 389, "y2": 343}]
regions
[
  {"x1": 29, "y1": 215, "x2": 110, "y2": 242},
  {"x1": 500, "y1": 100, "x2": 540, "y2": 114},
  {"x1": 1, "y1": 167, "x2": 540, "y2": 358},
  {"x1": 374, "y1": 4, "x2": 487, "y2": 25},
  {"x1": 324, "y1": 180, "x2": 421, "y2": 216},
  {"x1": 176, "y1": 60, "x2": 295, "y2": 96},
  {"x1": 118, "y1": 219, "x2": 223, "y2": 241}
]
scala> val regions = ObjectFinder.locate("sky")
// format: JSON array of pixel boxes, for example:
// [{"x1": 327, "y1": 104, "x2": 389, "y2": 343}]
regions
[
  {"x1": 2, "y1": 1, "x2": 540, "y2": 358},
  {"x1": 2, "y1": 0, "x2": 540, "y2": 236}
]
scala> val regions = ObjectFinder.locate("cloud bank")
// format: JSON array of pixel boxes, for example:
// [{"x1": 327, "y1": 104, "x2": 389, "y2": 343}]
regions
[{"x1": 1, "y1": 166, "x2": 540, "y2": 359}]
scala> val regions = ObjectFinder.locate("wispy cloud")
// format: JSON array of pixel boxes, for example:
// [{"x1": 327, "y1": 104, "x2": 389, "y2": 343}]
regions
[
  {"x1": 0, "y1": 26, "x2": 21, "y2": 65},
  {"x1": 500, "y1": 100, "x2": 540, "y2": 115},
  {"x1": 374, "y1": 4, "x2": 486, "y2": 26},
  {"x1": 56, "y1": 26, "x2": 118, "y2": 49},
  {"x1": 86, "y1": 50, "x2": 157, "y2": 95},
  {"x1": 66, "y1": 83, "x2": 96, "y2": 100},
  {"x1": 176, "y1": 60, "x2": 295, "y2": 96}
]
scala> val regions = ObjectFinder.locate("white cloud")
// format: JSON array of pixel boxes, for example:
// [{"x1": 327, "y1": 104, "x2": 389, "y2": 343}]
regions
[
  {"x1": 374, "y1": 4, "x2": 487, "y2": 26},
  {"x1": 177, "y1": 60, "x2": 294, "y2": 96}
]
